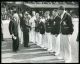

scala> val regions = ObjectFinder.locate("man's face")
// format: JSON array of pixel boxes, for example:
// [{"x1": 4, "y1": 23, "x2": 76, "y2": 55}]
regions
[
  {"x1": 58, "y1": 10, "x2": 64, "y2": 15},
  {"x1": 52, "y1": 11, "x2": 57, "y2": 17},
  {"x1": 36, "y1": 13, "x2": 39, "y2": 18},
  {"x1": 24, "y1": 14, "x2": 28, "y2": 18},
  {"x1": 32, "y1": 11, "x2": 35, "y2": 16},
  {"x1": 44, "y1": 12, "x2": 50, "y2": 18}
]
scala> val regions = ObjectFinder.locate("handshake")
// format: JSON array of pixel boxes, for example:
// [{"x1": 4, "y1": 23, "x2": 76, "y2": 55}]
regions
[{"x1": 11, "y1": 34, "x2": 17, "y2": 40}]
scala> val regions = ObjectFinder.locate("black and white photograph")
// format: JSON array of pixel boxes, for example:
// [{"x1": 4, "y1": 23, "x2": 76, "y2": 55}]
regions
[{"x1": 1, "y1": 1, "x2": 79, "y2": 63}]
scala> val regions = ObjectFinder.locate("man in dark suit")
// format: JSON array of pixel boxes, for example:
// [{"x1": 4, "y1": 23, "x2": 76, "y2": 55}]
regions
[
  {"x1": 9, "y1": 10, "x2": 19, "y2": 52},
  {"x1": 1, "y1": 20, "x2": 4, "y2": 41},
  {"x1": 56, "y1": 6, "x2": 74, "y2": 63},
  {"x1": 21, "y1": 11, "x2": 31, "y2": 47}
]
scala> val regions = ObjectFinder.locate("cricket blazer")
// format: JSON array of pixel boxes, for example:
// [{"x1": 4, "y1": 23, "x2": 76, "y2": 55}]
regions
[
  {"x1": 9, "y1": 19, "x2": 18, "y2": 36},
  {"x1": 35, "y1": 18, "x2": 40, "y2": 32},
  {"x1": 45, "y1": 19, "x2": 52, "y2": 33},
  {"x1": 51, "y1": 16, "x2": 61, "y2": 34},
  {"x1": 51, "y1": 12, "x2": 74, "y2": 35},
  {"x1": 60, "y1": 12, "x2": 74, "y2": 35},
  {"x1": 39, "y1": 21, "x2": 45, "y2": 34}
]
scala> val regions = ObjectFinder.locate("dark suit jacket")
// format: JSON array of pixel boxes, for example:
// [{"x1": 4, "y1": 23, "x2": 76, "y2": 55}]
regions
[
  {"x1": 39, "y1": 21, "x2": 45, "y2": 34},
  {"x1": 35, "y1": 19, "x2": 40, "y2": 32},
  {"x1": 9, "y1": 19, "x2": 18, "y2": 36},
  {"x1": 51, "y1": 12, "x2": 74, "y2": 35},
  {"x1": 51, "y1": 16, "x2": 61, "y2": 34},
  {"x1": 20, "y1": 17, "x2": 30, "y2": 33},
  {"x1": 60, "y1": 12, "x2": 74, "y2": 35}
]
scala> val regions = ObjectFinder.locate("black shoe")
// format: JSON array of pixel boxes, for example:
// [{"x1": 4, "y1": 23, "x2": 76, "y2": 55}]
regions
[
  {"x1": 24, "y1": 46, "x2": 29, "y2": 48},
  {"x1": 13, "y1": 50, "x2": 17, "y2": 53},
  {"x1": 24, "y1": 44, "x2": 30, "y2": 47},
  {"x1": 13, "y1": 49, "x2": 19, "y2": 52},
  {"x1": 1, "y1": 39, "x2": 4, "y2": 41}
]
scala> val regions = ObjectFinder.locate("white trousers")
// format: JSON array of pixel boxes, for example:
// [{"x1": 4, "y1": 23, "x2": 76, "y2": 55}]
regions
[
  {"x1": 59, "y1": 34, "x2": 72, "y2": 60},
  {"x1": 35, "y1": 32, "x2": 39, "y2": 45},
  {"x1": 30, "y1": 28, "x2": 36, "y2": 43},
  {"x1": 50, "y1": 35, "x2": 56, "y2": 52},
  {"x1": 18, "y1": 25, "x2": 23, "y2": 44},
  {"x1": 38, "y1": 33, "x2": 42, "y2": 46},
  {"x1": 46, "y1": 32, "x2": 52, "y2": 51},
  {"x1": 54, "y1": 34, "x2": 61, "y2": 54}
]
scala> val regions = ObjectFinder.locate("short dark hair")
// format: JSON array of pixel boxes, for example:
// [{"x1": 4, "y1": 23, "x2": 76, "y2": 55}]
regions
[
  {"x1": 58, "y1": 6, "x2": 65, "y2": 10},
  {"x1": 54, "y1": 9, "x2": 57, "y2": 12}
]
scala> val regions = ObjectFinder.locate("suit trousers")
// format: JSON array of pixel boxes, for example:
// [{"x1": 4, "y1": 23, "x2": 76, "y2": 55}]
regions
[
  {"x1": 58, "y1": 34, "x2": 72, "y2": 60},
  {"x1": 23, "y1": 29, "x2": 29, "y2": 47},
  {"x1": 12, "y1": 37, "x2": 19, "y2": 51}
]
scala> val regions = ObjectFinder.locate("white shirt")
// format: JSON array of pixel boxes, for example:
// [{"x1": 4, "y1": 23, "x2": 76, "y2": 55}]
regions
[{"x1": 29, "y1": 16, "x2": 36, "y2": 27}]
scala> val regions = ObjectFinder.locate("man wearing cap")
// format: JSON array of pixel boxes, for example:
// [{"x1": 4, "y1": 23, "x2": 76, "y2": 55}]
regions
[{"x1": 56, "y1": 6, "x2": 74, "y2": 63}]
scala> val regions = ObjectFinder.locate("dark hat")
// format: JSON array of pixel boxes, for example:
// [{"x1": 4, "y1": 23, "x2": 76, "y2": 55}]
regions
[{"x1": 58, "y1": 6, "x2": 65, "y2": 10}]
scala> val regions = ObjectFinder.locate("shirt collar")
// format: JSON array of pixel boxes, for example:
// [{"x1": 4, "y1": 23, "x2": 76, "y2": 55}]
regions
[{"x1": 61, "y1": 10, "x2": 66, "y2": 19}]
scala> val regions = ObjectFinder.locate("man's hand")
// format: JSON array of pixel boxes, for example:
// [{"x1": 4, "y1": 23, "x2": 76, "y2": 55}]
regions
[
  {"x1": 11, "y1": 34, "x2": 17, "y2": 40},
  {"x1": 13, "y1": 36, "x2": 17, "y2": 40}
]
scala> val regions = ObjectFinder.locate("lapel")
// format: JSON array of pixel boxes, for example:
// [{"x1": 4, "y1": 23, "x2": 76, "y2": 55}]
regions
[{"x1": 60, "y1": 12, "x2": 67, "y2": 24}]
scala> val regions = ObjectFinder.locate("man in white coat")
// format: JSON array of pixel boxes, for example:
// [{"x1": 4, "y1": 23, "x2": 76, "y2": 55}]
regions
[{"x1": 29, "y1": 11, "x2": 36, "y2": 44}]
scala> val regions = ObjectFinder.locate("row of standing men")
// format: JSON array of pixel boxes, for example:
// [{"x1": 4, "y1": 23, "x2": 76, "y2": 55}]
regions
[{"x1": 9, "y1": 6, "x2": 74, "y2": 63}]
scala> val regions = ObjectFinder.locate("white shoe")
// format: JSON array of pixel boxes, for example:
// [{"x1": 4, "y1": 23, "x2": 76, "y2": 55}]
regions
[
  {"x1": 65, "y1": 59, "x2": 72, "y2": 63},
  {"x1": 47, "y1": 49, "x2": 52, "y2": 51},
  {"x1": 55, "y1": 53, "x2": 60, "y2": 56},
  {"x1": 43, "y1": 47, "x2": 47, "y2": 49},
  {"x1": 57, "y1": 55, "x2": 64, "y2": 60}
]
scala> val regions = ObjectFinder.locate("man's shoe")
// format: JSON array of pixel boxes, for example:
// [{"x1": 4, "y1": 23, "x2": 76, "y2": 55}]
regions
[
  {"x1": 13, "y1": 50, "x2": 18, "y2": 53},
  {"x1": 65, "y1": 59, "x2": 72, "y2": 63},
  {"x1": 57, "y1": 55, "x2": 64, "y2": 60},
  {"x1": 24, "y1": 45, "x2": 30, "y2": 48}
]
